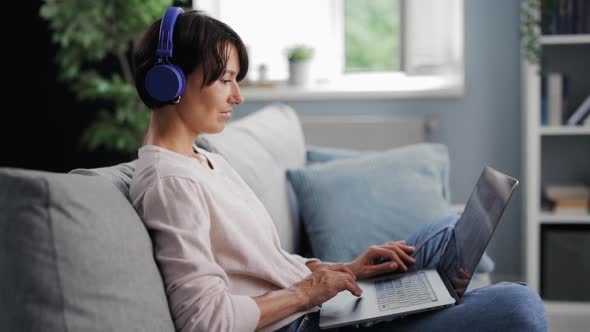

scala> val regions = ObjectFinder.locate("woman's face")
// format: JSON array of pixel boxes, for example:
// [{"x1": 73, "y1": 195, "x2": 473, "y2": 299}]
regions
[{"x1": 176, "y1": 43, "x2": 244, "y2": 135}]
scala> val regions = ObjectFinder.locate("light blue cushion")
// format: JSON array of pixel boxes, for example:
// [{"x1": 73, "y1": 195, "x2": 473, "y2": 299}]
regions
[
  {"x1": 288, "y1": 143, "x2": 453, "y2": 263},
  {"x1": 306, "y1": 145, "x2": 365, "y2": 164},
  {"x1": 305, "y1": 145, "x2": 451, "y2": 201},
  {"x1": 294, "y1": 143, "x2": 495, "y2": 273}
]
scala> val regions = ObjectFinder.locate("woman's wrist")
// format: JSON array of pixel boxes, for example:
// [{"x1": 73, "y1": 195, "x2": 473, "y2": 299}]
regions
[
  {"x1": 306, "y1": 260, "x2": 360, "y2": 278},
  {"x1": 253, "y1": 287, "x2": 310, "y2": 329},
  {"x1": 344, "y1": 262, "x2": 359, "y2": 277},
  {"x1": 291, "y1": 285, "x2": 312, "y2": 311},
  {"x1": 305, "y1": 260, "x2": 323, "y2": 272}
]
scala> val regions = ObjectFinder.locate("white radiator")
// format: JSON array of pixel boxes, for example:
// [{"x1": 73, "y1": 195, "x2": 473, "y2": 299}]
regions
[{"x1": 300, "y1": 115, "x2": 432, "y2": 151}]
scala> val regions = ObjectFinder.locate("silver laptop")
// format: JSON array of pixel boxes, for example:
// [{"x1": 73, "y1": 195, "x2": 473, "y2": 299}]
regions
[{"x1": 319, "y1": 166, "x2": 519, "y2": 329}]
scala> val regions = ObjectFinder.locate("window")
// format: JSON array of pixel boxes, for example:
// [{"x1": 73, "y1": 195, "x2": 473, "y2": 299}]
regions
[
  {"x1": 195, "y1": 0, "x2": 341, "y2": 82},
  {"x1": 344, "y1": 0, "x2": 400, "y2": 73},
  {"x1": 193, "y1": 0, "x2": 463, "y2": 99}
]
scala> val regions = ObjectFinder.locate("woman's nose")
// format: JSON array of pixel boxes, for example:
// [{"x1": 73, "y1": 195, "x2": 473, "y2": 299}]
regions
[{"x1": 229, "y1": 89, "x2": 245, "y2": 105}]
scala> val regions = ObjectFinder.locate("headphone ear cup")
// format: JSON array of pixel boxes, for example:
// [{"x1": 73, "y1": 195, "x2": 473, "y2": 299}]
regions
[{"x1": 144, "y1": 64, "x2": 186, "y2": 102}]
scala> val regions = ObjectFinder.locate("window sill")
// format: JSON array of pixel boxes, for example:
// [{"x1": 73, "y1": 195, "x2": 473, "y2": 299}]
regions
[{"x1": 239, "y1": 73, "x2": 464, "y2": 101}]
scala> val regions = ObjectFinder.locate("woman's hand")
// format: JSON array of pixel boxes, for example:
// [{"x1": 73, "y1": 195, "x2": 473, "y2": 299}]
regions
[
  {"x1": 291, "y1": 264, "x2": 363, "y2": 311},
  {"x1": 346, "y1": 241, "x2": 416, "y2": 280}
]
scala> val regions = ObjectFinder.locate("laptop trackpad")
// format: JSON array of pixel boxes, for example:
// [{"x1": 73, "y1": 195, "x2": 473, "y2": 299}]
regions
[{"x1": 319, "y1": 270, "x2": 455, "y2": 329}]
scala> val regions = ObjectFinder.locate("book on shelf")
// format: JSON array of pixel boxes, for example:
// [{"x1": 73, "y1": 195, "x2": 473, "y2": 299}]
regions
[
  {"x1": 545, "y1": 184, "x2": 590, "y2": 199},
  {"x1": 543, "y1": 184, "x2": 590, "y2": 214},
  {"x1": 542, "y1": 0, "x2": 590, "y2": 34},
  {"x1": 544, "y1": 72, "x2": 567, "y2": 126},
  {"x1": 553, "y1": 198, "x2": 589, "y2": 214},
  {"x1": 567, "y1": 94, "x2": 590, "y2": 125}
]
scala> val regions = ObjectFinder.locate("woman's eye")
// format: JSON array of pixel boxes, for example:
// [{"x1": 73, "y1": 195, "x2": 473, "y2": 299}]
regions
[{"x1": 221, "y1": 79, "x2": 231, "y2": 84}]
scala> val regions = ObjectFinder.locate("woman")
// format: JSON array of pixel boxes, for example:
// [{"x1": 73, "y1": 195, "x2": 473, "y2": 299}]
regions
[{"x1": 130, "y1": 8, "x2": 546, "y2": 332}]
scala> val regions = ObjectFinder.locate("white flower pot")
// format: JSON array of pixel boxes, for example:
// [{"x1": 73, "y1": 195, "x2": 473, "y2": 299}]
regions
[{"x1": 288, "y1": 59, "x2": 312, "y2": 86}]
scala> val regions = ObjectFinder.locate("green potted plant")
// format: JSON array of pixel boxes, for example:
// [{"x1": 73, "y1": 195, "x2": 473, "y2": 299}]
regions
[
  {"x1": 39, "y1": 0, "x2": 188, "y2": 155},
  {"x1": 286, "y1": 44, "x2": 314, "y2": 86},
  {"x1": 520, "y1": 0, "x2": 541, "y2": 65}
]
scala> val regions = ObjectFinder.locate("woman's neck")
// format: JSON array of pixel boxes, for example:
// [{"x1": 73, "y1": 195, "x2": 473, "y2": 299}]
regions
[{"x1": 144, "y1": 110, "x2": 199, "y2": 158}]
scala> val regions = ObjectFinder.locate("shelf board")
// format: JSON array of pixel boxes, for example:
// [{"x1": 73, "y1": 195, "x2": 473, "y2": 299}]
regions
[
  {"x1": 541, "y1": 34, "x2": 590, "y2": 45},
  {"x1": 544, "y1": 300, "x2": 590, "y2": 314},
  {"x1": 539, "y1": 212, "x2": 590, "y2": 224},
  {"x1": 539, "y1": 126, "x2": 590, "y2": 135}
]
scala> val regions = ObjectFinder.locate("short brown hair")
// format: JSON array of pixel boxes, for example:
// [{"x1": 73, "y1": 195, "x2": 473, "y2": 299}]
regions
[{"x1": 133, "y1": 10, "x2": 249, "y2": 109}]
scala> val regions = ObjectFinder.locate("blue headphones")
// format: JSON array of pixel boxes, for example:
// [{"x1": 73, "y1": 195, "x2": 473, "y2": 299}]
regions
[{"x1": 144, "y1": 7, "x2": 186, "y2": 103}]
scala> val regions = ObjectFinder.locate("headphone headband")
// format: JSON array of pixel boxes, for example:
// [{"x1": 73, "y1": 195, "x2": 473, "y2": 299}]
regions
[{"x1": 156, "y1": 7, "x2": 184, "y2": 58}]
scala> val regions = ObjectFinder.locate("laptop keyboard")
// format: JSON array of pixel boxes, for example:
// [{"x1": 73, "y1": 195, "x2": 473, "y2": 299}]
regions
[{"x1": 375, "y1": 271, "x2": 438, "y2": 311}]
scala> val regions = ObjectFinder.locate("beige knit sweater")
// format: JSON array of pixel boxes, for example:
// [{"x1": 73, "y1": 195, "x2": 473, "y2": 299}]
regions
[{"x1": 129, "y1": 145, "x2": 318, "y2": 332}]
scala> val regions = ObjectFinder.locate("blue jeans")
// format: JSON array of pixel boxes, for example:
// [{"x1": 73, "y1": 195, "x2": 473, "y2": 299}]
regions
[{"x1": 277, "y1": 216, "x2": 547, "y2": 332}]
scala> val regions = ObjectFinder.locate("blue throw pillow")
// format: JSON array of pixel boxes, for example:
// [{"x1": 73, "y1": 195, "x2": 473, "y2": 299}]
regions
[
  {"x1": 306, "y1": 145, "x2": 366, "y2": 165},
  {"x1": 288, "y1": 145, "x2": 495, "y2": 273},
  {"x1": 288, "y1": 143, "x2": 453, "y2": 263}
]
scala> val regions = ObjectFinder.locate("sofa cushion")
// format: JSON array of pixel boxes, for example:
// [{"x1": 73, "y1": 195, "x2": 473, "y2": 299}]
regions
[
  {"x1": 0, "y1": 168, "x2": 175, "y2": 332},
  {"x1": 300, "y1": 145, "x2": 495, "y2": 274},
  {"x1": 196, "y1": 103, "x2": 307, "y2": 253},
  {"x1": 70, "y1": 161, "x2": 136, "y2": 198},
  {"x1": 306, "y1": 145, "x2": 365, "y2": 164},
  {"x1": 287, "y1": 143, "x2": 454, "y2": 264}
]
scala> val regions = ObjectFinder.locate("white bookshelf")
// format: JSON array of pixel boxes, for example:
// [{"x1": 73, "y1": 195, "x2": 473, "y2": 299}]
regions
[
  {"x1": 540, "y1": 34, "x2": 590, "y2": 45},
  {"x1": 523, "y1": 63, "x2": 590, "y2": 291},
  {"x1": 522, "y1": 13, "x2": 590, "y2": 329},
  {"x1": 539, "y1": 126, "x2": 590, "y2": 135},
  {"x1": 539, "y1": 212, "x2": 590, "y2": 224},
  {"x1": 523, "y1": 60, "x2": 543, "y2": 294}
]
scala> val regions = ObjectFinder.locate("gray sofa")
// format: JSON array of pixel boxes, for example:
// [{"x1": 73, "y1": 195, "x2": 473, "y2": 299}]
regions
[{"x1": 0, "y1": 103, "x2": 491, "y2": 331}]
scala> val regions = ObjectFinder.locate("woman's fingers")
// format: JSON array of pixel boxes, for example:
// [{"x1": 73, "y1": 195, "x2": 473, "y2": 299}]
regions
[
  {"x1": 367, "y1": 261, "x2": 399, "y2": 276},
  {"x1": 400, "y1": 243, "x2": 416, "y2": 254},
  {"x1": 359, "y1": 242, "x2": 418, "y2": 278},
  {"x1": 376, "y1": 244, "x2": 416, "y2": 268},
  {"x1": 370, "y1": 246, "x2": 408, "y2": 271},
  {"x1": 385, "y1": 241, "x2": 416, "y2": 254},
  {"x1": 331, "y1": 270, "x2": 362, "y2": 296},
  {"x1": 330, "y1": 264, "x2": 356, "y2": 280},
  {"x1": 344, "y1": 279, "x2": 363, "y2": 297},
  {"x1": 389, "y1": 245, "x2": 417, "y2": 264}
]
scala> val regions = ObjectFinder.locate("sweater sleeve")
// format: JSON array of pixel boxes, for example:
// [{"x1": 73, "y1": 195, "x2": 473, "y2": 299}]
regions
[{"x1": 141, "y1": 176, "x2": 260, "y2": 332}]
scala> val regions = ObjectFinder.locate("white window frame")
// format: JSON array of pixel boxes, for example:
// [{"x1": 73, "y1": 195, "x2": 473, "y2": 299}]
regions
[{"x1": 193, "y1": 0, "x2": 464, "y2": 100}]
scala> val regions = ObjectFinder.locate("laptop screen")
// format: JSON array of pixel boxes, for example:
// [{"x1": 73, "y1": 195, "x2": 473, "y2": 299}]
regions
[{"x1": 438, "y1": 166, "x2": 518, "y2": 297}]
